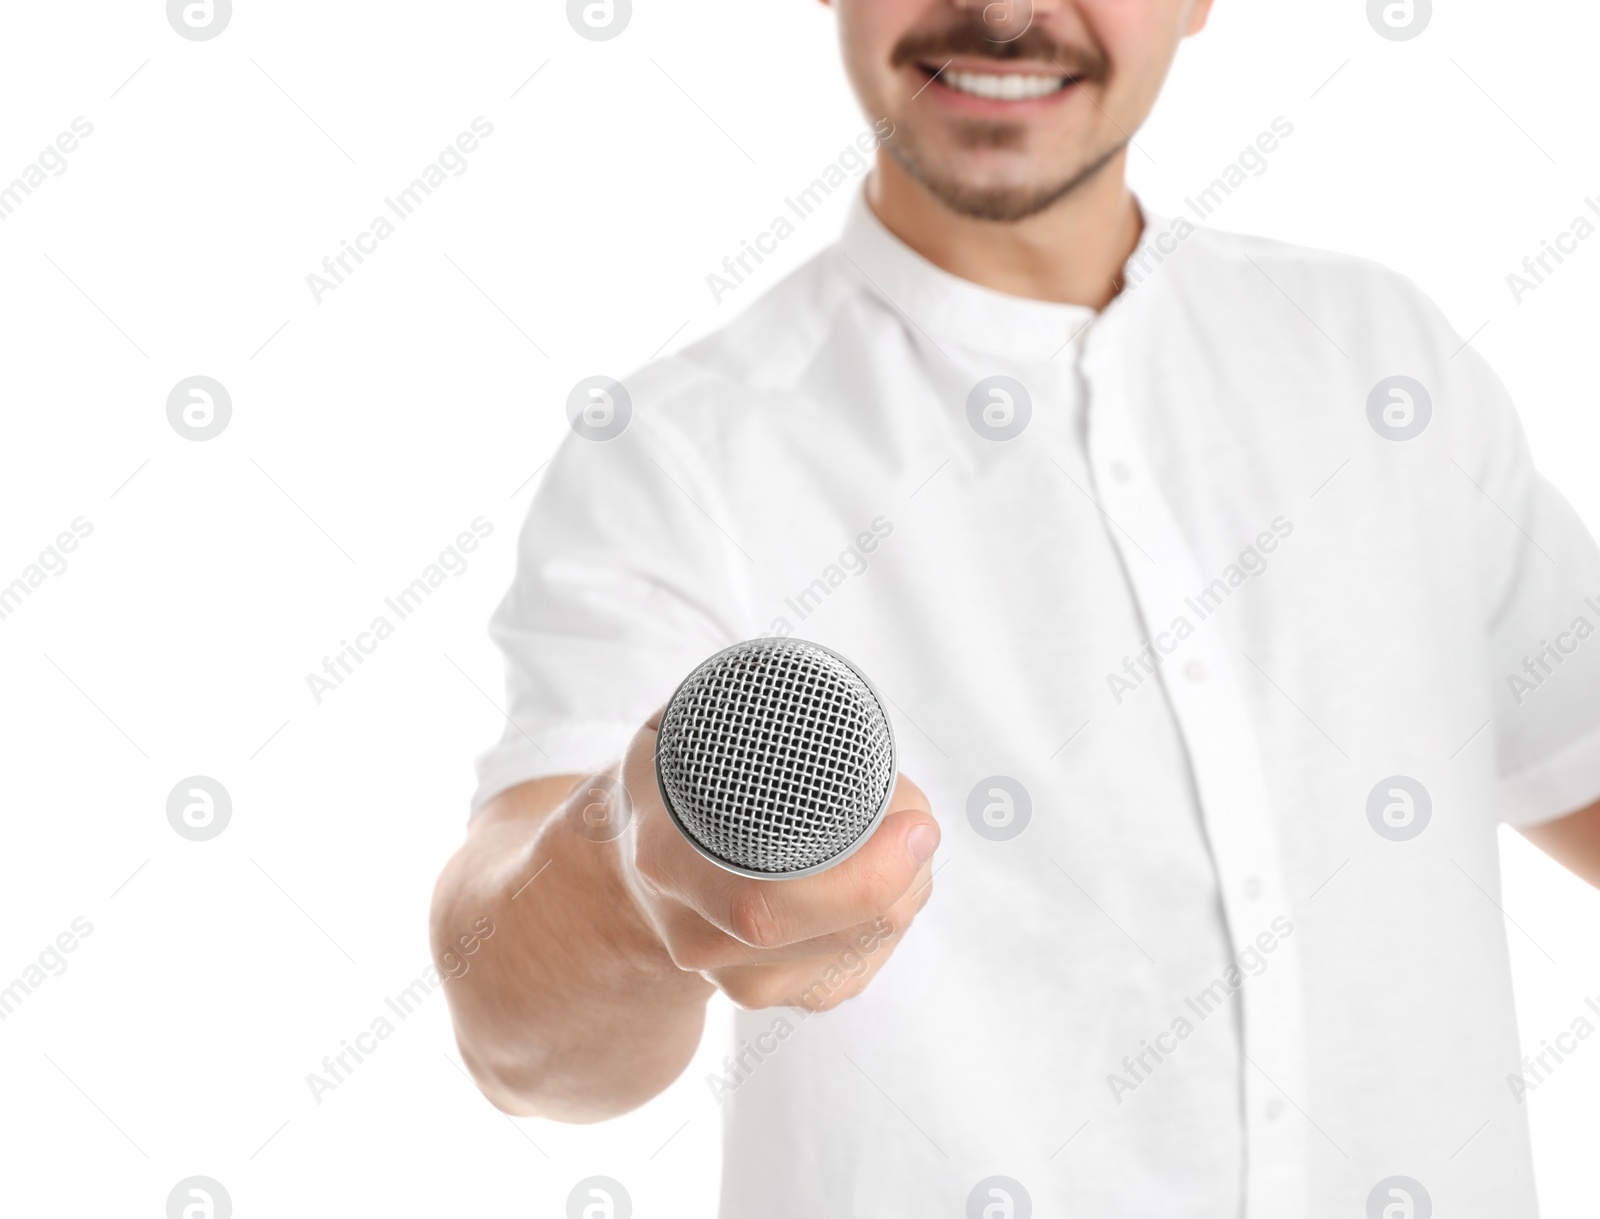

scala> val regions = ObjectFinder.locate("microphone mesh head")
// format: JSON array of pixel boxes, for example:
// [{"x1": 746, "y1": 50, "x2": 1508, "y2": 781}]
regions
[{"x1": 655, "y1": 638, "x2": 897, "y2": 879}]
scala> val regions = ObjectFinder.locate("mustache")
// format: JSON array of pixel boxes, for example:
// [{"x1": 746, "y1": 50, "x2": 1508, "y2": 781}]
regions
[{"x1": 891, "y1": 18, "x2": 1109, "y2": 83}]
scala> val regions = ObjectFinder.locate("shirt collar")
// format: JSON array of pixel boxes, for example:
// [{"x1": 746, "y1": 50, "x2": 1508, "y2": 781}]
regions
[{"x1": 834, "y1": 186, "x2": 1160, "y2": 364}]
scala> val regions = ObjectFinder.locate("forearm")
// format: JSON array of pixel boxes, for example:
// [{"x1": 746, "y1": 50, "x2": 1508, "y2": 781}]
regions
[{"x1": 430, "y1": 774, "x2": 714, "y2": 1121}]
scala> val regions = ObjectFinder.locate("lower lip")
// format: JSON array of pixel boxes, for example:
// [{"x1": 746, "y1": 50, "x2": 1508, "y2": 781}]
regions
[{"x1": 917, "y1": 67, "x2": 1080, "y2": 117}]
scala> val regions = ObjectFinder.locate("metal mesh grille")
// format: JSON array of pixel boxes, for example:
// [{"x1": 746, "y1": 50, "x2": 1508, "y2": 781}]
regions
[{"x1": 656, "y1": 638, "x2": 896, "y2": 876}]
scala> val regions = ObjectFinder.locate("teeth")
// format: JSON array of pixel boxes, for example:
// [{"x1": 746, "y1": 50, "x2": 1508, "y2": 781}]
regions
[{"x1": 942, "y1": 70, "x2": 1067, "y2": 100}]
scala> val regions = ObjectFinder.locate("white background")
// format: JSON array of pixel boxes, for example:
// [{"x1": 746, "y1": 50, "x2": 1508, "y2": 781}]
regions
[{"x1": 1, "y1": 0, "x2": 1597, "y2": 1215}]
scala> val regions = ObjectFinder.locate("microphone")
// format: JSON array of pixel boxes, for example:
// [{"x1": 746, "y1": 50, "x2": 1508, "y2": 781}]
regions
[{"x1": 655, "y1": 637, "x2": 897, "y2": 879}]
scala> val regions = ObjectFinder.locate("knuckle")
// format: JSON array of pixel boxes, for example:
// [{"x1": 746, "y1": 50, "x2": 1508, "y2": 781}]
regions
[
  {"x1": 728, "y1": 885, "x2": 785, "y2": 949},
  {"x1": 631, "y1": 844, "x2": 670, "y2": 891},
  {"x1": 882, "y1": 884, "x2": 931, "y2": 933},
  {"x1": 663, "y1": 939, "x2": 714, "y2": 974},
  {"x1": 716, "y1": 970, "x2": 793, "y2": 1012},
  {"x1": 805, "y1": 979, "x2": 861, "y2": 1013},
  {"x1": 850, "y1": 858, "x2": 903, "y2": 918},
  {"x1": 657, "y1": 921, "x2": 704, "y2": 971},
  {"x1": 834, "y1": 975, "x2": 876, "y2": 1008},
  {"x1": 796, "y1": 961, "x2": 876, "y2": 1013},
  {"x1": 871, "y1": 912, "x2": 901, "y2": 942},
  {"x1": 663, "y1": 927, "x2": 740, "y2": 974},
  {"x1": 632, "y1": 835, "x2": 690, "y2": 897}
]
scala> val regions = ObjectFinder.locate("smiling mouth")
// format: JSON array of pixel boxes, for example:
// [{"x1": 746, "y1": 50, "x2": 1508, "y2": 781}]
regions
[{"x1": 921, "y1": 63, "x2": 1078, "y2": 101}]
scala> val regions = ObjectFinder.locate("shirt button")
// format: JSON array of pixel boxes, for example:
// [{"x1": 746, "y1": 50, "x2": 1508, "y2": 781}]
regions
[
  {"x1": 1184, "y1": 660, "x2": 1207, "y2": 682},
  {"x1": 1243, "y1": 876, "x2": 1263, "y2": 899},
  {"x1": 1109, "y1": 460, "x2": 1132, "y2": 483},
  {"x1": 1265, "y1": 1098, "x2": 1285, "y2": 1121}
]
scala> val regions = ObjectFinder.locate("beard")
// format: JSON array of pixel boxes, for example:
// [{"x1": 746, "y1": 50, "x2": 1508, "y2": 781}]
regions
[
  {"x1": 881, "y1": 15, "x2": 1122, "y2": 222},
  {"x1": 882, "y1": 126, "x2": 1129, "y2": 222}
]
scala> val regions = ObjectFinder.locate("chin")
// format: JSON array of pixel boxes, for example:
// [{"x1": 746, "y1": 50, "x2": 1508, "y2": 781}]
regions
[
  {"x1": 887, "y1": 139, "x2": 1125, "y2": 223},
  {"x1": 921, "y1": 179, "x2": 1064, "y2": 223}
]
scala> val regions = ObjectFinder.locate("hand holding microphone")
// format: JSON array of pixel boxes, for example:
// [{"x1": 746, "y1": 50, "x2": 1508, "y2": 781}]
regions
[
  {"x1": 615, "y1": 638, "x2": 940, "y2": 1012},
  {"x1": 432, "y1": 637, "x2": 941, "y2": 1116}
]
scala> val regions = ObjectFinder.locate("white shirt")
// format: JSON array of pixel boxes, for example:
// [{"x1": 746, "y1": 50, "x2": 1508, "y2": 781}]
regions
[{"x1": 477, "y1": 190, "x2": 1600, "y2": 1218}]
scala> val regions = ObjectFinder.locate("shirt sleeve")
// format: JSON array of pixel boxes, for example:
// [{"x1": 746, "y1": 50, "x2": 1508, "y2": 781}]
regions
[
  {"x1": 470, "y1": 407, "x2": 751, "y2": 813},
  {"x1": 1452, "y1": 341, "x2": 1600, "y2": 826}
]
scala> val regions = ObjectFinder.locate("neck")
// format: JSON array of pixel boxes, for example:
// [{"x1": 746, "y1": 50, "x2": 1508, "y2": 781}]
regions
[{"x1": 864, "y1": 149, "x2": 1141, "y2": 311}]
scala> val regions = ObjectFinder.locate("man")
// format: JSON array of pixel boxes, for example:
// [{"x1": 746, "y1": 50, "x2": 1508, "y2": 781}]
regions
[{"x1": 431, "y1": 1, "x2": 1600, "y2": 1214}]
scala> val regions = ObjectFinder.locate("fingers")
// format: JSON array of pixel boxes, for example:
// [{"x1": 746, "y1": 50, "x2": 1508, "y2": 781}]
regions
[
  {"x1": 705, "y1": 873, "x2": 936, "y2": 1011},
  {"x1": 678, "y1": 854, "x2": 937, "y2": 969},
  {"x1": 670, "y1": 802, "x2": 939, "y2": 951},
  {"x1": 619, "y1": 710, "x2": 941, "y2": 1006},
  {"x1": 629, "y1": 815, "x2": 937, "y2": 971}
]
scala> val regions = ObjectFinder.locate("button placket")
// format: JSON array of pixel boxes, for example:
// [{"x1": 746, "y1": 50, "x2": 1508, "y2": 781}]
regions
[{"x1": 1078, "y1": 318, "x2": 1311, "y2": 1219}]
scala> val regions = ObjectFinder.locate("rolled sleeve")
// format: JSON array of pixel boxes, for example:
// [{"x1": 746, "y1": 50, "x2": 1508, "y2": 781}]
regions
[{"x1": 471, "y1": 405, "x2": 749, "y2": 813}]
